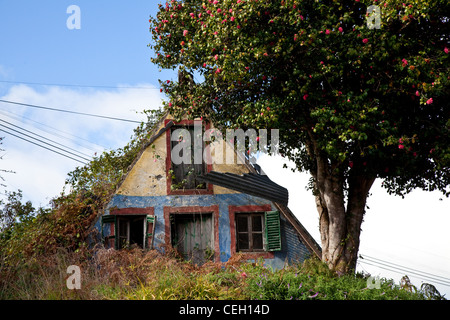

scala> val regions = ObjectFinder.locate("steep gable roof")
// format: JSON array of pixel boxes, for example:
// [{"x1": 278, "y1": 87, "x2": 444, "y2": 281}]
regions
[{"x1": 111, "y1": 110, "x2": 173, "y2": 194}]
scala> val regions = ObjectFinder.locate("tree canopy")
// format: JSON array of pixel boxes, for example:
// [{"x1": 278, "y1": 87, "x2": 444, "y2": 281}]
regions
[
  {"x1": 150, "y1": 0, "x2": 449, "y2": 195},
  {"x1": 149, "y1": 0, "x2": 449, "y2": 272}
]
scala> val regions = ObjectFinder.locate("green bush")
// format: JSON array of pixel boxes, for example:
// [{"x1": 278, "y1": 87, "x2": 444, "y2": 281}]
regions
[{"x1": 242, "y1": 258, "x2": 432, "y2": 300}]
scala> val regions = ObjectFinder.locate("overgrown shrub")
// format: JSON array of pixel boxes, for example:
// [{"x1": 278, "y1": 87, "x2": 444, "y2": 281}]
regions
[
  {"x1": 0, "y1": 248, "x2": 443, "y2": 300},
  {"x1": 242, "y1": 258, "x2": 438, "y2": 300},
  {"x1": 0, "y1": 109, "x2": 164, "y2": 265}
]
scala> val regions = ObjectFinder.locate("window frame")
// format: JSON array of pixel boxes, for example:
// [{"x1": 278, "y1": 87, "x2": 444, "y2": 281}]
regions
[
  {"x1": 228, "y1": 204, "x2": 277, "y2": 260},
  {"x1": 165, "y1": 119, "x2": 213, "y2": 195},
  {"x1": 101, "y1": 207, "x2": 155, "y2": 250},
  {"x1": 235, "y1": 212, "x2": 265, "y2": 252}
]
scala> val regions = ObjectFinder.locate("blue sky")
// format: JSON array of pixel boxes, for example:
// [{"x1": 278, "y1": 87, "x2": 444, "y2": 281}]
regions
[
  {"x1": 0, "y1": 1, "x2": 449, "y2": 298},
  {"x1": 0, "y1": 0, "x2": 174, "y2": 87}
]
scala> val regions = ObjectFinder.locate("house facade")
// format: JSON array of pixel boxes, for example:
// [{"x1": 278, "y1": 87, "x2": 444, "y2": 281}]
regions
[{"x1": 94, "y1": 114, "x2": 321, "y2": 269}]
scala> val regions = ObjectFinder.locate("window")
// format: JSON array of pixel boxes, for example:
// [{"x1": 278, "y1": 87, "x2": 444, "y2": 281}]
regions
[
  {"x1": 236, "y1": 213, "x2": 265, "y2": 252},
  {"x1": 233, "y1": 210, "x2": 282, "y2": 253},
  {"x1": 117, "y1": 215, "x2": 145, "y2": 249},
  {"x1": 170, "y1": 125, "x2": 206, "y2": 190},
  {"x1": 101, "y1": 213, "x2": 156, "y2": 250}
]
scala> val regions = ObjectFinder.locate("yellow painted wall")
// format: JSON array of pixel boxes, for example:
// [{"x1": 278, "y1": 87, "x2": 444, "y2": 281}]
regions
[
  {"x1": 209, "y1": 130, "x2": 250, "y2": 194},
  {"x1": 117, "y1": 120, "x2": 168, "y2": 197}
]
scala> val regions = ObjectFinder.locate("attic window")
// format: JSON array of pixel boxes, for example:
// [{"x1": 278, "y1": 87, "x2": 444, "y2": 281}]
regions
[{"x1": 169, "y1": 124, "x2": 206, "y2": 190}]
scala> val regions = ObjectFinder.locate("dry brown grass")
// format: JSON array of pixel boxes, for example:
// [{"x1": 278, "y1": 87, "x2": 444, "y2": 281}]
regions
[{"x1": 0, "y1": 245, "x2": 250, "y2": 300}]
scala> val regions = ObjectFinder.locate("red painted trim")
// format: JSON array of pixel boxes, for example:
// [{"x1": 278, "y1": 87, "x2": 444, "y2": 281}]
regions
[
  {"x1": 110, "y1": 207, "x2": 155, "y2": 216},
  {"x1": 228, "y1": 204, "x2": 274, "y2": 260},
  {"x1": 163, "y1": 205, "x2": 220, "y2": 262},
  {"x1": 165, "y1": 119, "x2": 213, "y2": 195}
]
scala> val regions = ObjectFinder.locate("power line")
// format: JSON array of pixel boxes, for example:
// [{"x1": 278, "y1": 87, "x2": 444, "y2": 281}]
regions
[
  {"x1": 0, "y1": 119, "x2": 93, "y2": 159},
  {"x1": 0, "y1": 108, "x2": 106, "y2": 152},
  {"x1": 0, "y1": 99, "x2": 142, "y2": 124},
  {"x1": 358, "y1": 260, "x2": 450, "y2": 289},
  {"x1": 362, "y1": 254, "x2": 450, "y2": 283},
  {"x1": 360, "y1": 255, "x2": 450, "y2": 286},
  {"x1": 0, "y1": 128, "x2": 88, "y2": 165},
  {"x1": 0, "y1": 80, "x2": 159, "y2": 90},
  {"x1": 0, "y1": 123, "x2": 91, "y2": 163},
  {"x1": 358, "y1": 254, "x2": 450, "y2": 288}
]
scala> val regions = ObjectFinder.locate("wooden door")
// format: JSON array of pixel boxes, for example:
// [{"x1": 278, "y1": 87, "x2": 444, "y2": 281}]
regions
[{"x1": 172, "y1": 213, "x2": 213, "y2": 265}]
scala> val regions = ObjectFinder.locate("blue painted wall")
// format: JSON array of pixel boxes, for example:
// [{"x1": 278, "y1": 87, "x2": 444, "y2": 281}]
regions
[{"x1": 96, "y1": 193, "x2": 311, "y2": 270}]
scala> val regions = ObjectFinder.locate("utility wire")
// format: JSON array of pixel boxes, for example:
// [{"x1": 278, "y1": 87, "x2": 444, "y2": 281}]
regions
[
  {"x1": 360, "y1": 255, "x2": 450, "y2": 285},
  {"x1": 0, "y1": 99, "x2": 142, "y2": 124},
  {"x1": 0, "y1": 128, "x2": 88, "y2": 165},
  {"x1": 0, "y1": 109, "x2": 106, "y2": 152},
  {"x1": 359, "y1": 258, "x2": 450, "y2": 287},
  {"x1": 359, "y1": 254, "x2": 450, "y2": 288},
  {"x1": 358, "y1": 260, "x2": 450, "y2": 288},
  {"x1": 362, "y1": 254, "x2": 450, "y2": 283},
  {"x1": 0, "y1": 123, "x2": 91, "y2": 163},
  {"x1": 0, "y1": 119, "x2": 93, "y2": 159},
  {"x1": 0, "y1": 80, "x2": 159, "y2": 90}
]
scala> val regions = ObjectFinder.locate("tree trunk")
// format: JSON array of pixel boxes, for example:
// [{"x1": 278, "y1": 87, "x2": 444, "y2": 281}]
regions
[
  {"x1": 310, "y1": 152, "x2": 375, "y2": 274},
  {"x1": 304, "y1": 130, "x2": 376, "y2": 274},
  {"x1": 314, "y1": 173, "x2": 375, "y2": 274}
]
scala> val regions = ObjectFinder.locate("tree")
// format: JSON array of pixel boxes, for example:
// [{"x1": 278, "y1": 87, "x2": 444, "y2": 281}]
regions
[
  {"x1": 149, "y1": 0, "x2": 450, "y2": 274},
  {"x1": 0, "y1": 190, "x2": 35, "y2": 233},
  {"x1": 0, "y1": 137, "x2": 15, "y2": 192}
]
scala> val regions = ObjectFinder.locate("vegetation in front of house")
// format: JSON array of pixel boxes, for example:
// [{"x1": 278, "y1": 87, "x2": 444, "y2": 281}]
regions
[{"x1": 0, "y1": 246, "x2": 445, "y2": 300}]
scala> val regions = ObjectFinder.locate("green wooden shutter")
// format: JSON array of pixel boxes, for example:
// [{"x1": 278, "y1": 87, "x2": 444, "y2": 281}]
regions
[
  {"x1": 145, "y1": 215, "x2": 156, "y2": 250},
  {"x1": 101, "y1": 215, "x2": 117, "y2": 249},
  {"x1": 265, "y1": 211, "x2": 281, "y2": 251}
]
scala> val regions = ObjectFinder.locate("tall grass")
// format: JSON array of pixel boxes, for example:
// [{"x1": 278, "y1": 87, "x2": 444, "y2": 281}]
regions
[{"x1": 0, "y1": 247, "x2": 443, "y2": 300}]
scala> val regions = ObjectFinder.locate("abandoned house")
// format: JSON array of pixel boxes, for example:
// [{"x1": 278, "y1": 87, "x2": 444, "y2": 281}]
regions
[{"x1": 93, "y1": 113, "x2": 321, "y2": 269}]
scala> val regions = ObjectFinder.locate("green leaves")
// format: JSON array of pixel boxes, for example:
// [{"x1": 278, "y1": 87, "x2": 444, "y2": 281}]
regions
[
  {"x1": 150, "y1": 0, "x2": 450, "y2": 196},
  {"x1": 0, "y1": 190, "x2": 36, "y2": 234}
]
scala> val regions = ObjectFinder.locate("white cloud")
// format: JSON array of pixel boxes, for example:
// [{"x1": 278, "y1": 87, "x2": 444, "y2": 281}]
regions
[
  {"x1": 0, "y1": 84, "x2": 163, "y2": 206},
  {"x1": 1, "y1": 142, "x2": 71, "y2": 207},
  {"x1": 2, "y1": 84, "x2": 163, "y2": 147}
]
